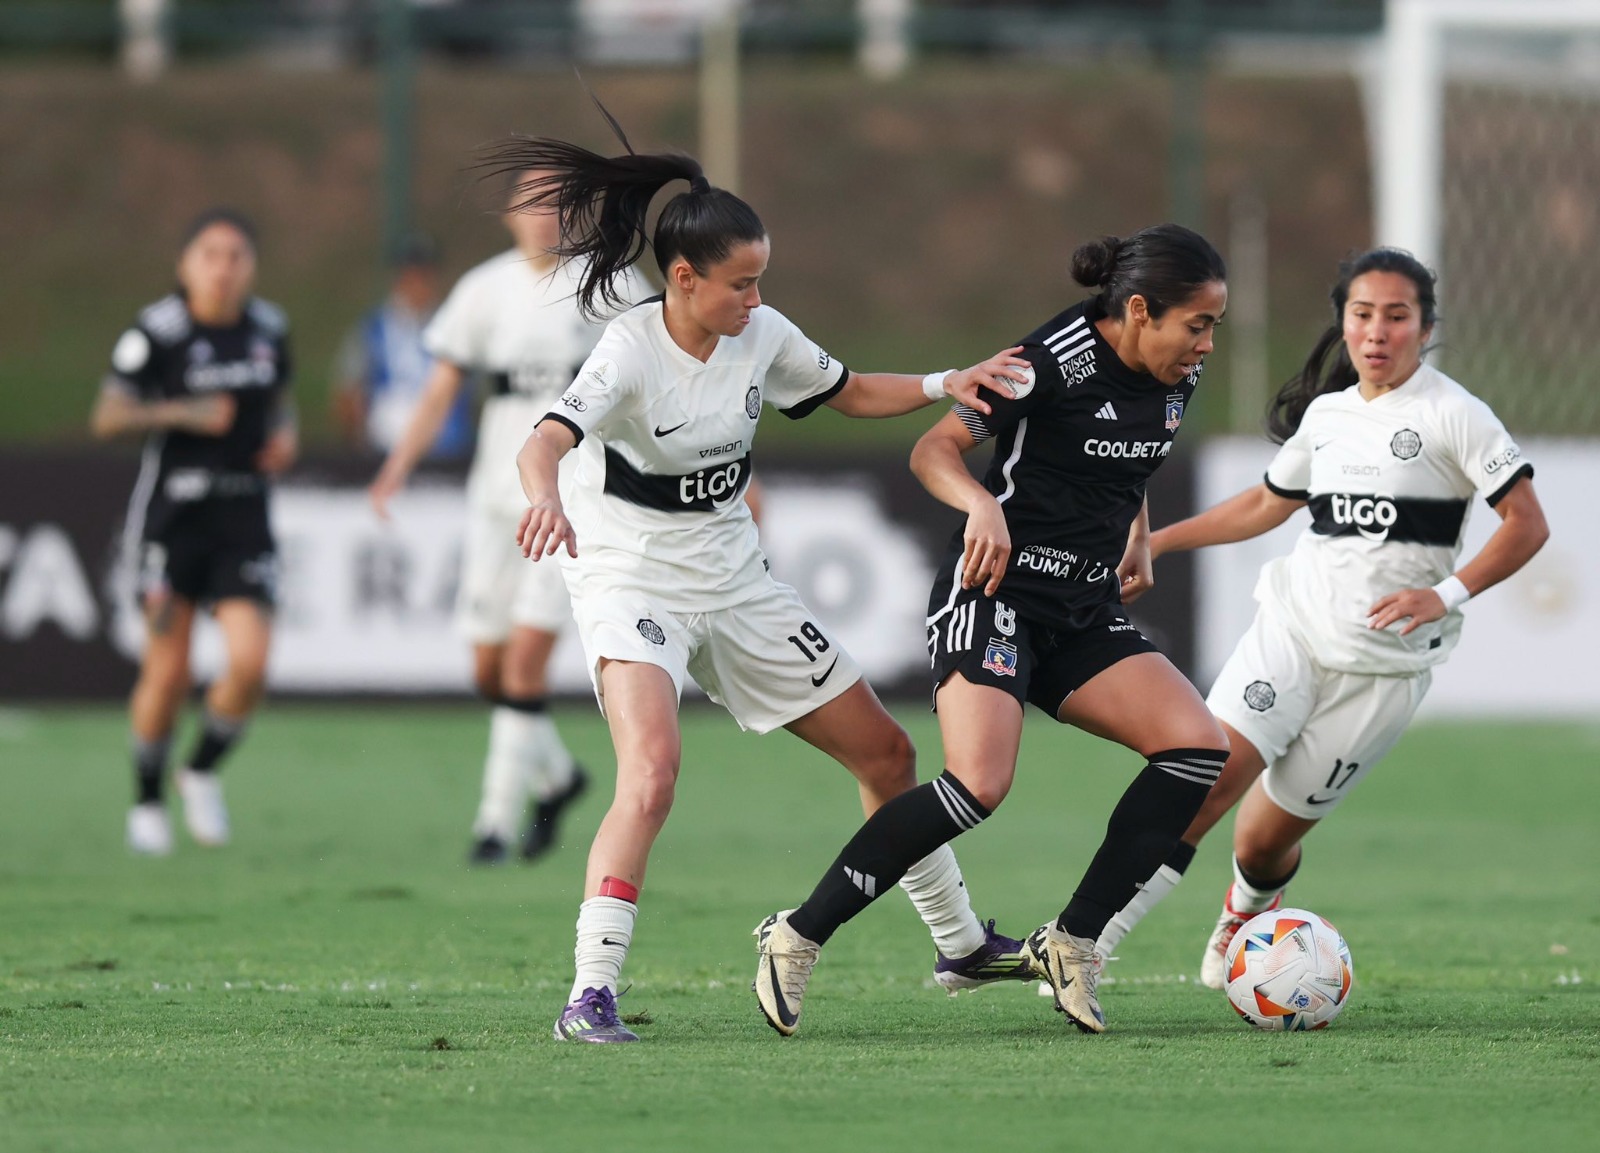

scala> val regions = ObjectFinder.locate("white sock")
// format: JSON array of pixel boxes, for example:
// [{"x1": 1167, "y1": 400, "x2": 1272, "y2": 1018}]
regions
[
  {"x1": 1096, "y1": 863, "x2": 1185, "y2": 961},
  {"x1": 569, "y1": 896, "x2": 637, "y2": 1003},
  {"x1": 525, "y1": 712, "x2": 577, "y2": 802},
  {"x1": 472, "y1": 706, "x2": 535, "y2": 841},
  {"x1": 899, "y1": 844, "x2": 986, "y2": 959},
  {"x1": 1229, "y1": 855, "x2": 1287, "y2": 915}
]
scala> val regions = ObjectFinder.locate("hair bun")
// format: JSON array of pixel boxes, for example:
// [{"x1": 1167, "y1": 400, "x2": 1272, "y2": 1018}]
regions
[{"x1": 1070, "y1": 235, "x2": 1121, "y2": 289}]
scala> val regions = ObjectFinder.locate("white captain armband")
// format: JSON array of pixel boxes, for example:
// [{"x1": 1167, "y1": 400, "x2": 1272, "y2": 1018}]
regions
[{"x1": 1432, "y1": 574, "x2": 1471, "y2": 612}]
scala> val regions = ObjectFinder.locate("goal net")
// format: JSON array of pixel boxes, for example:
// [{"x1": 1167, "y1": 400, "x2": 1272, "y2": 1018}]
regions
[{"x1": 1374, "y1": 0, "x2": 1600, "y2": 435}]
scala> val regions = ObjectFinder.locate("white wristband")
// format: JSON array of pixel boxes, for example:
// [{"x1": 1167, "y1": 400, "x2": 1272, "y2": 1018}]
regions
[
  {"x1": 922, "y1": 370, "x2": 955, "y2": 401},
  {"x1": 1432, "y1": 574, "x2": 1471, "y2": 612}
]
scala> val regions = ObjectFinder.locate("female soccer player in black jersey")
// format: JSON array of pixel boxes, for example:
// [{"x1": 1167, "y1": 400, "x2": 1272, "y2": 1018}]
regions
[
  {"x1": 90, "y1": 210, "x2": 296, "y2": 856},
  {"x1": 756, "y1": 225, "x2": 1231, "y2": 1035},
  {"x1": 481, "y1": 109, "x2": 1037, "y2": 1043}
]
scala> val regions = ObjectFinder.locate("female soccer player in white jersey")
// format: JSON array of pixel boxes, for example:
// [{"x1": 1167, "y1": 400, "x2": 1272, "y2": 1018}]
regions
[
  {"x1": 90, "y1": 209, "x2": 297, "y2": 855},
  {"x1": 369, "y1": 175, "x2": 642, "y2": 863},
  {"x1": 1095, "y1": 248, "x2": 1549, "y2": 988},
  {"x1": 485, "y1": 115, "x2": 1036, "y2": 1043},
  {"x1": 755, "y1": 226, "x2": 1235, "y2": 1036}
]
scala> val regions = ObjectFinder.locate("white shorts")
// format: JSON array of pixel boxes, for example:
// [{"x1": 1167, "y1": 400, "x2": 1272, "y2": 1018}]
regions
[
  {"x1": 1207, "y1": 605, "x2": 1431, "y2": 821},
  {"x1": 569, "y1": 576, "x2": 863, "y2": 734},
  {"x1": 454, "y1": 503, "x2": 572, "y2": 643}
]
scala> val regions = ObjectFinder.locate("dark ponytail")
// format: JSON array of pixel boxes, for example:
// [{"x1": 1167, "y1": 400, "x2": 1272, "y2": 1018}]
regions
[
  {"x1": 1266, "y1": 247, "x2": 1438, "y2": 443},
  {"x1": 478, "y1": 97, "x2": 765, "y2": 319},
  {"x1": 1070, "y1": 223, "x2": 1226, "y2": 320}
]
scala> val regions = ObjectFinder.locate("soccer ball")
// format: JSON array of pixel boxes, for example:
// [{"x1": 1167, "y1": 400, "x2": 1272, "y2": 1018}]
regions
[{"x1": 1224, "y1": 908, "x2": 1353, "y2": 1031}]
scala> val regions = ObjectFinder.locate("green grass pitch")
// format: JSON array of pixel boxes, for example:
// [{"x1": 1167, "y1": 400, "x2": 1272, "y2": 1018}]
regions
[{"x1": 2, "y1": 704, "x2": 1596, "y2": 1151}]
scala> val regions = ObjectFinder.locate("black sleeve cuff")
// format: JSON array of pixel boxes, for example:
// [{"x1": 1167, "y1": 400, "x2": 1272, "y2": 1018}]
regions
[
  {"x1": 1263, "y1": 472, "x2": 1310, "y2": 502},
  {"x1": 538, "y1": 412, "x2": 585, "y2": 446},
  {"x1": 778, "y1": 362, "x2": 851, "y2": 420},
  {"x1": 1486, "y1": 462, "x2": 1533, "y2": 507}
]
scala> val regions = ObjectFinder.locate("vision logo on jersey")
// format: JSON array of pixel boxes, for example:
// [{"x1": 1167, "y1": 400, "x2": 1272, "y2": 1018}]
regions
[
  {"x1": 636, "y1": 619, "x2": 666, "y2": 645},
  {"x1": 1244, "y1": 681, "x2": 1276, "y2": 711},
  {"x1": 1390, "y1": 429, "x2": 1422, "y2": 460},
  {"x1": 1165, "y1": 394, "x2": 1185, "y2": 432},
  {"x1": 744, "y1": 385, "x2": 761, "y2": 419},
  {"x1": 982, "y1": 639, "x2": 1019, "y2": 677}
]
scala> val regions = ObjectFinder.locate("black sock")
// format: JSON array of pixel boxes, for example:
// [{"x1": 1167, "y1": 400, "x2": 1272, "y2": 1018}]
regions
[
  {"x1": 133, "y1": 735, "x2": 171, "y2": 805},
  {"x1": 1237, "y1": 852, "x2": 1300, "y2": 894},
  {"x1": 497, "y1": 695, "x2": 548, "y2": 714},
  {"x1": 1058, "y1": 748, "x2": 1226, "y2": 940},
  {"x1": 787, "y1": 771, "x2": 990, "y2": 947},
  {"x1": 1167, "y1": 838, "x2": 1198, "y2": 875},
  {"x1": 185, "y1": 709, "x2": 247, "y2": 775}
]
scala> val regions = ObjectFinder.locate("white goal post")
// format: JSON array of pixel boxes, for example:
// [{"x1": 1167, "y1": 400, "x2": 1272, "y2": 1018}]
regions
[{"x1": 1376, "y1": 0, "x2": 1600, "y2": 267}]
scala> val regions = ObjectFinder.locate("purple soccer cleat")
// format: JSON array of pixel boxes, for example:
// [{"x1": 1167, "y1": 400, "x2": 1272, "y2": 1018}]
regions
[
  {"x1": 553, "y1": 987, "x2": 639, "y2": 1043},
  {"x1": 934, "y1": 919, "x2": 1038, "y2": 994}
]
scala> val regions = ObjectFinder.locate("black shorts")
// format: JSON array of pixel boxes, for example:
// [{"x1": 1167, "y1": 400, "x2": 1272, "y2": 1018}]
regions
[
  {"x1": 139, "y1": 498, "x2": 277, "y2": 608},
  {"x1": 925, "y1": 585, "x2": 1157, "y2": 718}
]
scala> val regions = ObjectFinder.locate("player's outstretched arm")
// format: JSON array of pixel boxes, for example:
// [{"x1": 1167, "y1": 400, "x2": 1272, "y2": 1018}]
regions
[
  {"x1": 911, "y1": 411, "x2": 1010, "y2": 596},
  {"x1": 1368, "y1": 475, "x2": 1549, "y2": 635},
  {"x1": 824, "y1": 348, "x2": 1029, "y2": 419},
  {"x1": 515, "y1": 418, "x2": 578, "y2": 561},
  {"x1": 368, "y1": 359, "x2": 466, "y2": 519},
  {"x1": 89, "y1": 384, "x2": 236, "y2": 440},
  {"x1": 1149, "y1": 483, "x2": 1303, "y2": 560}
]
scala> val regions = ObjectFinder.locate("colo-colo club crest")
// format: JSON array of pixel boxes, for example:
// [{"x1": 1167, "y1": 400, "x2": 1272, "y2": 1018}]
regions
[{"x1": 1164, "y1": 394, "x2": 1185, "y2": 433}]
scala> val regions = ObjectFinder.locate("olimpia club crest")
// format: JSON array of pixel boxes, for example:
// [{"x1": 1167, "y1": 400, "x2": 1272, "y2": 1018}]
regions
[
  {"x1": 1390, "y1": 429, "x2": 1422, "y2": 460},
  {"x1": 1165, "y1": 394, "x2": 1185, "y2": 432},
  {"x1": 745, "y1": 385, "x2": 761, "y2": 419}
]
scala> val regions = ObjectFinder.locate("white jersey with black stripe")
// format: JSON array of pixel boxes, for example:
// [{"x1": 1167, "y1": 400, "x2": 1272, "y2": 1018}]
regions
[
  {"x1": 1258, "y1": 364, "x2": 1531, "y2": 675},
  {"x1": 423, "y1": 251, "x2": 643, "y2": 513},
  {"x1": 543, "y1": 300, "x2": 848, "y2": 612}
]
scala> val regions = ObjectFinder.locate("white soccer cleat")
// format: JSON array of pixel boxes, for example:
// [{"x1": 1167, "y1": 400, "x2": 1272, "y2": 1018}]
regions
[
  {"x1": 1200, "y1": 890, "x2": 1281, "y2": 990},
  {"x1": 126, "y1": 803, "x2": 174, "y2": 856},
  {"x1": 176, "y1": 768, "x2": 231, "y2": 846},
  {"x1": 1024, "y1": 921, "x2": 1106, "y2": 1033},
  {"x1": 752, "y1": 909, "x2": 819, "y2": 1037}
]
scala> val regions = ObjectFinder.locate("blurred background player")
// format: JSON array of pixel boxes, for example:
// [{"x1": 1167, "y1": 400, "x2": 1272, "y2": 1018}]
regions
[
  {"x1": 754, "y1": 226, "x2": 1232, "y2": 1036},
  {"x1": 496, "y1": 118, "x2": 1034, "y2": 1044},
  {"x1": 369, "y1": 172, "x2": 643, "y2": 864},
  {"x1": 1098, "y1": 248, "x2": 1549, "y2": 985},
  {"x1": 332, "y1": 233, "x2": 473, "y2": 461},
  {"x1": 89, "y1": 208, "x2": 297, "y2": 855}
]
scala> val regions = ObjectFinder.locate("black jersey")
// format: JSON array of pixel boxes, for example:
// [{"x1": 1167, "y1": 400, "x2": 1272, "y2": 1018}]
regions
[
  {"x1": 107, "y1": 292, "x2": 292, "y2": 525},
  {"x1": 929, "y1": 296, "x2": 1200, "y2": 631}
]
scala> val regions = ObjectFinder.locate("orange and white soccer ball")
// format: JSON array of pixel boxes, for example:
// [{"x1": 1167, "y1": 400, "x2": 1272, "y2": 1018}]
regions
[{"x1": 1224, "y1": 908, "x2": 1353, "y2": 1031}]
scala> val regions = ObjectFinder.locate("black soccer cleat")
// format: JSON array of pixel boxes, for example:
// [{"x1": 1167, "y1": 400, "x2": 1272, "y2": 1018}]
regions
[
  {"x1": 521, "y1": 765, "x2": 591, "y2": 862},
  {"x1": 468, "y1": 834, "x2": 508, "y2": 866}
]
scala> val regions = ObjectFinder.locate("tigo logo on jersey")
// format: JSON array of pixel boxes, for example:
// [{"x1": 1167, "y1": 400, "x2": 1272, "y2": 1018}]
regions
[
  {"x1": 636, "y1": 619, "x2": 666, "y2": 646},
  {"x1": 1164, "y1": 394, "x2": 1185, "y2": 432},
  {"x1": 1390, "y1": 429, "x2": 1422, "y2": 460},
  {"x1": 1329, "y1": 493, "x2": 1398, "y2": 541},
  {"x1": 982, "y1": 638, "x2": 1019, "y2": 677}
]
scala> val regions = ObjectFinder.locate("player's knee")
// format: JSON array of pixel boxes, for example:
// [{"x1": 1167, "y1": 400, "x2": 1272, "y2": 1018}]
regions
[
  {"x1": 945, "y1": 762, "x2": 1012, "y2": 812},
  {"x1": 850, "y1": 723, "x2": 917, "y2": 795},
  {"x1": 617, "y1": 763, "x2": 677, "y2": 828},
  {"x1": 138, "y1": 658, "x2": 188, "y2": 702}
]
